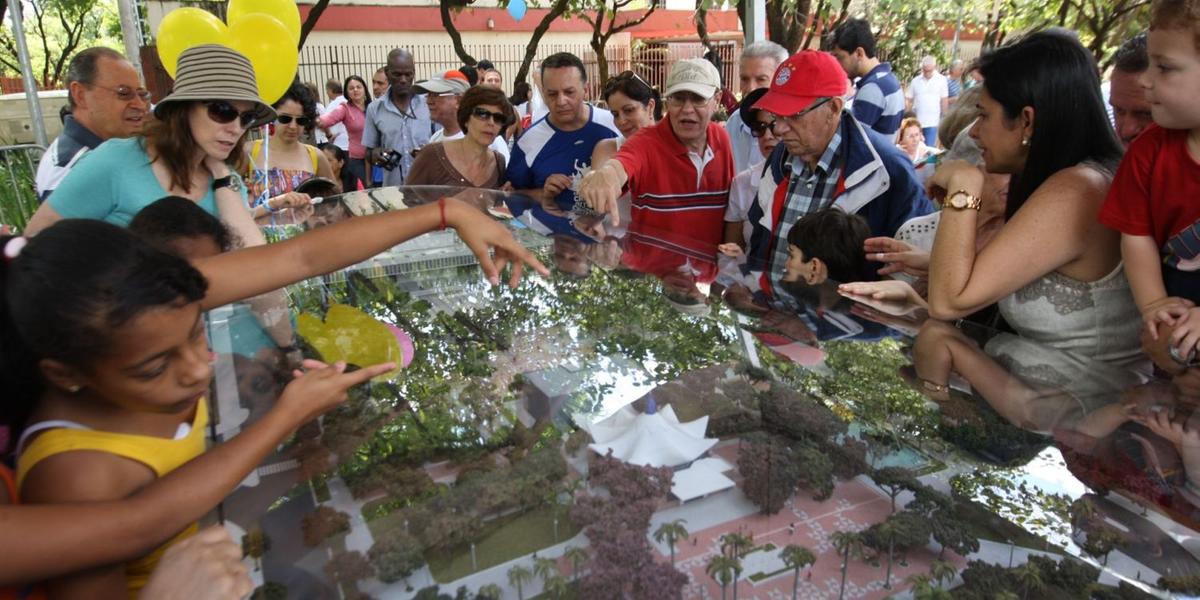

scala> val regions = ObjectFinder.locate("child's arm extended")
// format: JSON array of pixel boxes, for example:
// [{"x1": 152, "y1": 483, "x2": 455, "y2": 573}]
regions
[
  {"x1": 197, "y1": 197, "x2": 548, "y2": 311},
  {"x1": 4, "y1": 361, "x2": 390, "y2": 587},
  {"x1": 1123, "y1": 233, "x2": 1194, "y2": 338}
]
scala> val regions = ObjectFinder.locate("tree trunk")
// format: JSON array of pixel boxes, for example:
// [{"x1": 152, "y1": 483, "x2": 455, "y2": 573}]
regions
[
  {"x1": 695, "y1": 0, "x2": 713, "y2": 53},
  {"x1": 514, "y1": 0, "x2": 571, "y2": 84},
  {"x1": 767, "y1": 0, "x2": 808, "y2": 53},
  {"x1": 884, "y1": 536, "x2": 894, "y2": 589},
  {"x1": 838, "y1": 550, "x2": 849, "y2": 600},
  {"x1": 440, "y1": 0, "x2": 477, "y2": 66},
  {"x1": 299, "y1": 0, "x2": 331, "y2": 49},
  {"x1": 792, "y1": 567, "x2": 800, "y2": 600},
  {"x1": 669, "y1": 542, "x2": 676, "y2": 566}
]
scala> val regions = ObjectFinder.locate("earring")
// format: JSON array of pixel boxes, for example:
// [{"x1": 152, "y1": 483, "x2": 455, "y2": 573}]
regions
[
  {"x1": 1021, "y1": 137, "x2": 1030, "y2": 147},
  {"x1": 68, "y1": 385, "x2": 81, "y2": 393}
]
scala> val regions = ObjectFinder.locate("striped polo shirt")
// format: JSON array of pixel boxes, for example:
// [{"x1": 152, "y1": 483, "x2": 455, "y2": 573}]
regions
[
  {"x1": 35, "y1": 115, "x2": 104, "y2": 202},
  {"x1": 852, "y1": 62, "x2": 904, "y2": 137},
  {"x1": 613, "y1": 118, "x2": 733, "y2": 264}
]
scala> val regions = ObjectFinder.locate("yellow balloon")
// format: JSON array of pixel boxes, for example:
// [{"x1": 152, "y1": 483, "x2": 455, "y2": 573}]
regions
[
  {"x1": 226, "y1": 0, "x2": 301, "y2": 44},
  {"x1": 155, "y1": 8, "x2": 229, "y2": 78},
  {"x1": 228, "y1": 13, "x2": 298, "y2": 104}
]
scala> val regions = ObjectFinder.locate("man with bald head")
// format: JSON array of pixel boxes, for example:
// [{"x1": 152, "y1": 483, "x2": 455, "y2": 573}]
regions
[
  {"x1": 362, "y1": 48, "x2": 433, "y2": 186},
  {"x1": 36, "y1": 47, "x2": 149, "y2": 201}
]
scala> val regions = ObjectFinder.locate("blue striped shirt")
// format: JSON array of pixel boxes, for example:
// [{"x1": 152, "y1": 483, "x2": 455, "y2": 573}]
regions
[{"x1": 852, "y1": 63, "x2": 904, "y2": 137}]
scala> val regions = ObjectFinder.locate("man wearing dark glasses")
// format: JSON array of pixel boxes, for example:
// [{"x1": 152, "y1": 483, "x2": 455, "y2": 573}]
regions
[{"x1": 36, "y1": 47, "x2": 149, "y2": 202}]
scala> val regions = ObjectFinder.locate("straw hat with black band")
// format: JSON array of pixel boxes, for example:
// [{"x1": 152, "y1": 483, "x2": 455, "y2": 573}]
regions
[{"x1": 154, "y1": 44, "x2": 276, "y2": 128}]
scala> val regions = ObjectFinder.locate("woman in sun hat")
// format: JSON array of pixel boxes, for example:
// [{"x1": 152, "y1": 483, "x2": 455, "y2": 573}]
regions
[{"x1": 27, "y1": 44, "x2": 278, "y2": 235}]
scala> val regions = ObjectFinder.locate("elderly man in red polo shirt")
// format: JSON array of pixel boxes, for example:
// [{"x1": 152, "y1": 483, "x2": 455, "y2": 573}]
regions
[{"x1": 576, "y1": 58, "x2": 734, "y2": 257}]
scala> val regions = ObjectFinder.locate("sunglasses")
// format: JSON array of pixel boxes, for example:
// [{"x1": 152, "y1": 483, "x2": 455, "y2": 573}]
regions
[
  {"x1": 204, "y1": 101, "x2": 258, "y2": 128},
  {"x1": 615, "y1": 70, "x2": 652, "y2": 92},
  {"x1": 748, "y1": 118, "x2": 776, "y2": 138},
  {"x1": 471, "y1": 107, "x2": 509, "y2": 125},
  {"x1": 275, "y1": 114, "x2": 313, "y2": 127},
  {"x1": 89, "y1": 83, "x2": 151, "y2": 103}
]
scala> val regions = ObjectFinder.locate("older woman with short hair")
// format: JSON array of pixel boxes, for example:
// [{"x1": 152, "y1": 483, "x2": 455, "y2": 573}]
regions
[{"x1": 406, "y1": 86, "x2": 514, "y2": 188}]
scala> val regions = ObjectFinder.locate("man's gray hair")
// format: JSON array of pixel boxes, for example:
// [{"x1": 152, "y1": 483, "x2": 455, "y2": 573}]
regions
[
  {"x1": 921, "y1": 55, "x2": 937, "y2": 67},
  {"x1": 741, "y1": 40, "x2": 789, "y2": 65}
]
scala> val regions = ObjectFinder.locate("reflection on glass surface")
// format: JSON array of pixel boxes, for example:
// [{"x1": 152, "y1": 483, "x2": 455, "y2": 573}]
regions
[{"x1": 206, "y1": 186, "x2": 1194, "y2": 599}]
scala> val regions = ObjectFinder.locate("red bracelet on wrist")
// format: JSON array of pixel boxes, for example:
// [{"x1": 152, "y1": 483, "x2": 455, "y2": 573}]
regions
[{"x1": 438, "y1": 197, "x2": 447, "y2": 230}]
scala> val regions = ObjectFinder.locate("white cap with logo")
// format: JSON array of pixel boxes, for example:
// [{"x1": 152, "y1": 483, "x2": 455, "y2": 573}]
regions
[{"x1": 664, "y1": 58, "x2": 721, "y2": 99}]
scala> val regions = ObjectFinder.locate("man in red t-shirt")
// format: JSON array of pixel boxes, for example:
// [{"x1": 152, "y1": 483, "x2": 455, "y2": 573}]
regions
[{"x1": 576, "y1": 57, "x2": 734, "y2": 273}]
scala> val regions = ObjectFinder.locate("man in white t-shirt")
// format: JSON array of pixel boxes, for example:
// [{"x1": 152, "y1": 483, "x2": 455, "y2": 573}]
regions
[
  {"x1": 416, "y1": 72, "x2": 510, "y2": 161},
  {"x1": 905, "y1": 56, "x2": 948, "y2": 147}
]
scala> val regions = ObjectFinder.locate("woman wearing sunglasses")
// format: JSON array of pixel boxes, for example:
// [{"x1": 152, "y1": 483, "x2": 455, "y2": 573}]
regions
[
  {"x1": 406, "y1": 85, "x2": 514, "y2": 189},
  {"x1": 243, "y1": 82, "x2": 337, "y2": 224},
  {"x1": 27, "y1": 45, "x2": 273, "y2": 237}
]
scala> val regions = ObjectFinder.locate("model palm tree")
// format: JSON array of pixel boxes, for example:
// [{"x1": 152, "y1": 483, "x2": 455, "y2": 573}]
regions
[
  {"x1": 719, "y1": 531, "x2": 754, "y2": 559},
  {"x1": 706, "y1": 554, "x2": 741, "y2": 600},
  {"x1": 1013, "y1": 561, "x2": 1045, "y2": 600},
  {"x1": 877, "y1": 518, "x2": 899, "y2": 589},
  {"x1": 542, "y1": 573, "x2": 570, "y2": 599},
  {"x1": 928, "y1": 559, "x2": 957, "y2": 587},
  {"x1": 831, "y1": 530, "x2": 865, "y2": 600},
  {"x1": 476, "y1": 583, "x2": 503, "y2": 600},
  {"x1": 508, "y1": 564, "x2": 533, "y2": 600},
  {"x1": 532, "y1": 556, "x2": 560, "y2": 587},
  {"x1": 563, "y1": 545, "x2": 589, "y2": 583},
  {"x1": 654, "y1": 519, "x2": 690, "y2": 566},
  {"x1": 780, "y1": 544, "x2": 816, "y2": 600},
  {"x1": 994, "y1": 590, "x2": 1020, "y2": 600}
]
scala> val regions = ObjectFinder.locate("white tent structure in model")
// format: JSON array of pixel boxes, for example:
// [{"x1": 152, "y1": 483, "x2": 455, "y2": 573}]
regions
[{"x1": 584, "y1": 398, "x2": 718, "y2": 469}]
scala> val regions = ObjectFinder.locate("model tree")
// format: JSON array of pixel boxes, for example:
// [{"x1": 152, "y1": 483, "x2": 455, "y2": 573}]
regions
[
  {"x1": 872, "y1": 467, "x2": 919, "y2": 514},
  {"x1": 324, "y1": 550, "x2": 375, "y2": 589},
  {"x1": 507, "y1": 564, "x2": 533, "y2": 600},
  {"x1": 780, "y1": 544, "x2": 816, "y2": 600},
  {"x1": 242, "y1": 529, "x2": 271, "y2": 572},
  {"x1": 1081, "y1": 526, "x2": 1124, "y2": 566},
  {"x1": 563, "y1": 546, "x2": 589, "y2": 583},
  {"x1": 1013, "y1": 560, "x2": 1046, "y2": 600},
  {"x1": 793, "y1": 443, "x2": 835, "y2": 501},
  {"x1": 302, "y1": 506, "x2": 352, "y2": 547},
  {"x1": 368, "y1": 529, "x2": 425, "y2": 585},
  {"x1": 831, "y1": 530, "x2": 865, "y2": 600},
  {"x1": 653, "y1": 519, "x2": 690, "y2": 566},
  {"x1": 719, "y1": 532, "x2": 754, "y2": 560},
  {"x1": 705, "y1": 554, "x2": 741, "y2": 600},
  {"x1": 737, "y1": 433, "x2": 802, "y2": 514}
]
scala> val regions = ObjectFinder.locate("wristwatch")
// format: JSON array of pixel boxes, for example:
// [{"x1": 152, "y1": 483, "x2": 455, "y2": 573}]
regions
[
  {"x1": 212, "y1": 174, "x2": 244, "y2": 193},
  {"x1": 946, "y1": 189, "x2": 981, "y2": 211}
]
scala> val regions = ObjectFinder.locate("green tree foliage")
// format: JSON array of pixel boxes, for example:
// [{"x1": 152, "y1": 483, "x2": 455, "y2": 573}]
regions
[
  {"x1": 780, "y1": 544, "x2": 816, "y2": 600},
  {"x1": 507, "y1": 564, "x2": 534, "y2": 600},
  {"x1": 831, "y1": 530, "x2": 865, "y2": 600},
  {"x1": 302, "y1": 506, "x2": 352, "y2": 547},
  {"x1": 369, "y1": 529, "x2": 425, "y2": 584},
  {"x1": 653, "y1": 519, "x2": 689, "y2": 566},
  {"x1": 324, "y1": 550, "x2": 376, "y2": 588},
  {"x1": 0, "y1": 0, "x2": 117, "y2": 87}
]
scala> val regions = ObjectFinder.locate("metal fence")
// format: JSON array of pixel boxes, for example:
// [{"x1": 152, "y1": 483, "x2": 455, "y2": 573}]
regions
[
  {"x1": 0, "y1": 144, "x2": 44, "y2": 231},
  {"x1": 298, "y1": 40, "x2": 741, "y2": 100}
]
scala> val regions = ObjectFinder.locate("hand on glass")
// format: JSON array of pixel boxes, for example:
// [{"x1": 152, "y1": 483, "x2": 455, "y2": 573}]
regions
[
  {"x1": 576, "y1": 164, "x2": 625, "y2": 226},
  {"x1": 445, "y1": 198, "x2": 551, "y2": 287},
  {"x1": 863, "y1": 236, "x2": 930, "y2": 278}
]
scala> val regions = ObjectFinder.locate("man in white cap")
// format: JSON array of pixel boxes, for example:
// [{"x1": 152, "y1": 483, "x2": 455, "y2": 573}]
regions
[
  {"x1": 416, "y1": 71, "x2": 509, "y2": 161},
  {"x1": 577, "y1": 57, "x2": 733, "y2": 254}
]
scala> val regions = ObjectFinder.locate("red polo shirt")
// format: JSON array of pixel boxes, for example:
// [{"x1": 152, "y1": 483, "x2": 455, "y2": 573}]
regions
[{"x1": 614, "y1": 119, "x2": 734, "y2": 269}]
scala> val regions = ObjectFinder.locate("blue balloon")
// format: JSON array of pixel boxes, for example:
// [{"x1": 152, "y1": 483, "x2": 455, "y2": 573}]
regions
[{"x1": 507, "y1": 0, "x2": 526, "y2": 21}]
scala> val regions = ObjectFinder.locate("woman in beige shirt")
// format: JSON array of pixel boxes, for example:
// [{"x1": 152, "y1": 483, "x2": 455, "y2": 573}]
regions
[{"x1": 408, "y1": 86, "x2": 515, "y2": 189}]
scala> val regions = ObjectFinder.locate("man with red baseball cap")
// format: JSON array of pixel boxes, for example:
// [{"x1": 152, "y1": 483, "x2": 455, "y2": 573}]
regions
[{"x1": 738, "y1": 50, "x2": 932, "y2": 308}]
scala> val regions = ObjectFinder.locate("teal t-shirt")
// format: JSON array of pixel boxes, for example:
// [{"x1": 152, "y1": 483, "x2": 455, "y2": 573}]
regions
[{"x1": 47, "y1": 137, "x2": 244, "y2": 226}]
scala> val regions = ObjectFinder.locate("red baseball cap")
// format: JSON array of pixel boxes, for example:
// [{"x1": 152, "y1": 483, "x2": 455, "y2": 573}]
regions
[{"x1": 753, "y1": 50, "x2": 848, "y2": 116}]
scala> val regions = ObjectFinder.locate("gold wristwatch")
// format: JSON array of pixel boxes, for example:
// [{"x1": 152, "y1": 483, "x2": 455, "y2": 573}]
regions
[{"x1": 946, "y1": 189, "x2": 982, "y2": 211}]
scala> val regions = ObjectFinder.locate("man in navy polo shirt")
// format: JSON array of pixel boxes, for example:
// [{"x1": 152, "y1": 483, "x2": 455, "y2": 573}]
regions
[
  {"x1": 825, "y1": 19, "x2": 904, "y2": 137},
  {"x1": 507, "y1": 52, "x2": 619, "y2": 213}
]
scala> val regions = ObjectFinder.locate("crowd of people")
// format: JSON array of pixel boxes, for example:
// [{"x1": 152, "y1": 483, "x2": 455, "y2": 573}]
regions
[{"x1": 4, "y1": 0, "x2": 1200, "y2": 594}]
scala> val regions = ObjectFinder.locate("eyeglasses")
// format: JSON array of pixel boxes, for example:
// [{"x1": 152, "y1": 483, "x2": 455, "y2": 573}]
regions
[
  {"x1": 471, "y1": 107, "x2": 509, "y2": 125},
  {"x1": 205, "y1": 101, "x2": 258, "y2": 128},
  {"x1": 782, "y1": 97, "x2": 833, "y2": 122},
  {"x1": 275, "y1": 114, "x2": 313, "y2": 127},
  {"x1": 666, "y1": 94, "x2": 711, "y2": 109},
  {"x1": 88, "y1": 83, "x2": 151, "y2": 103}
]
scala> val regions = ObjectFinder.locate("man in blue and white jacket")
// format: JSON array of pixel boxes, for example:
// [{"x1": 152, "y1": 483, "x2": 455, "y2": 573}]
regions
[{"x1": 742, "y1": 50, "x2": 933, "y2": 307}]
